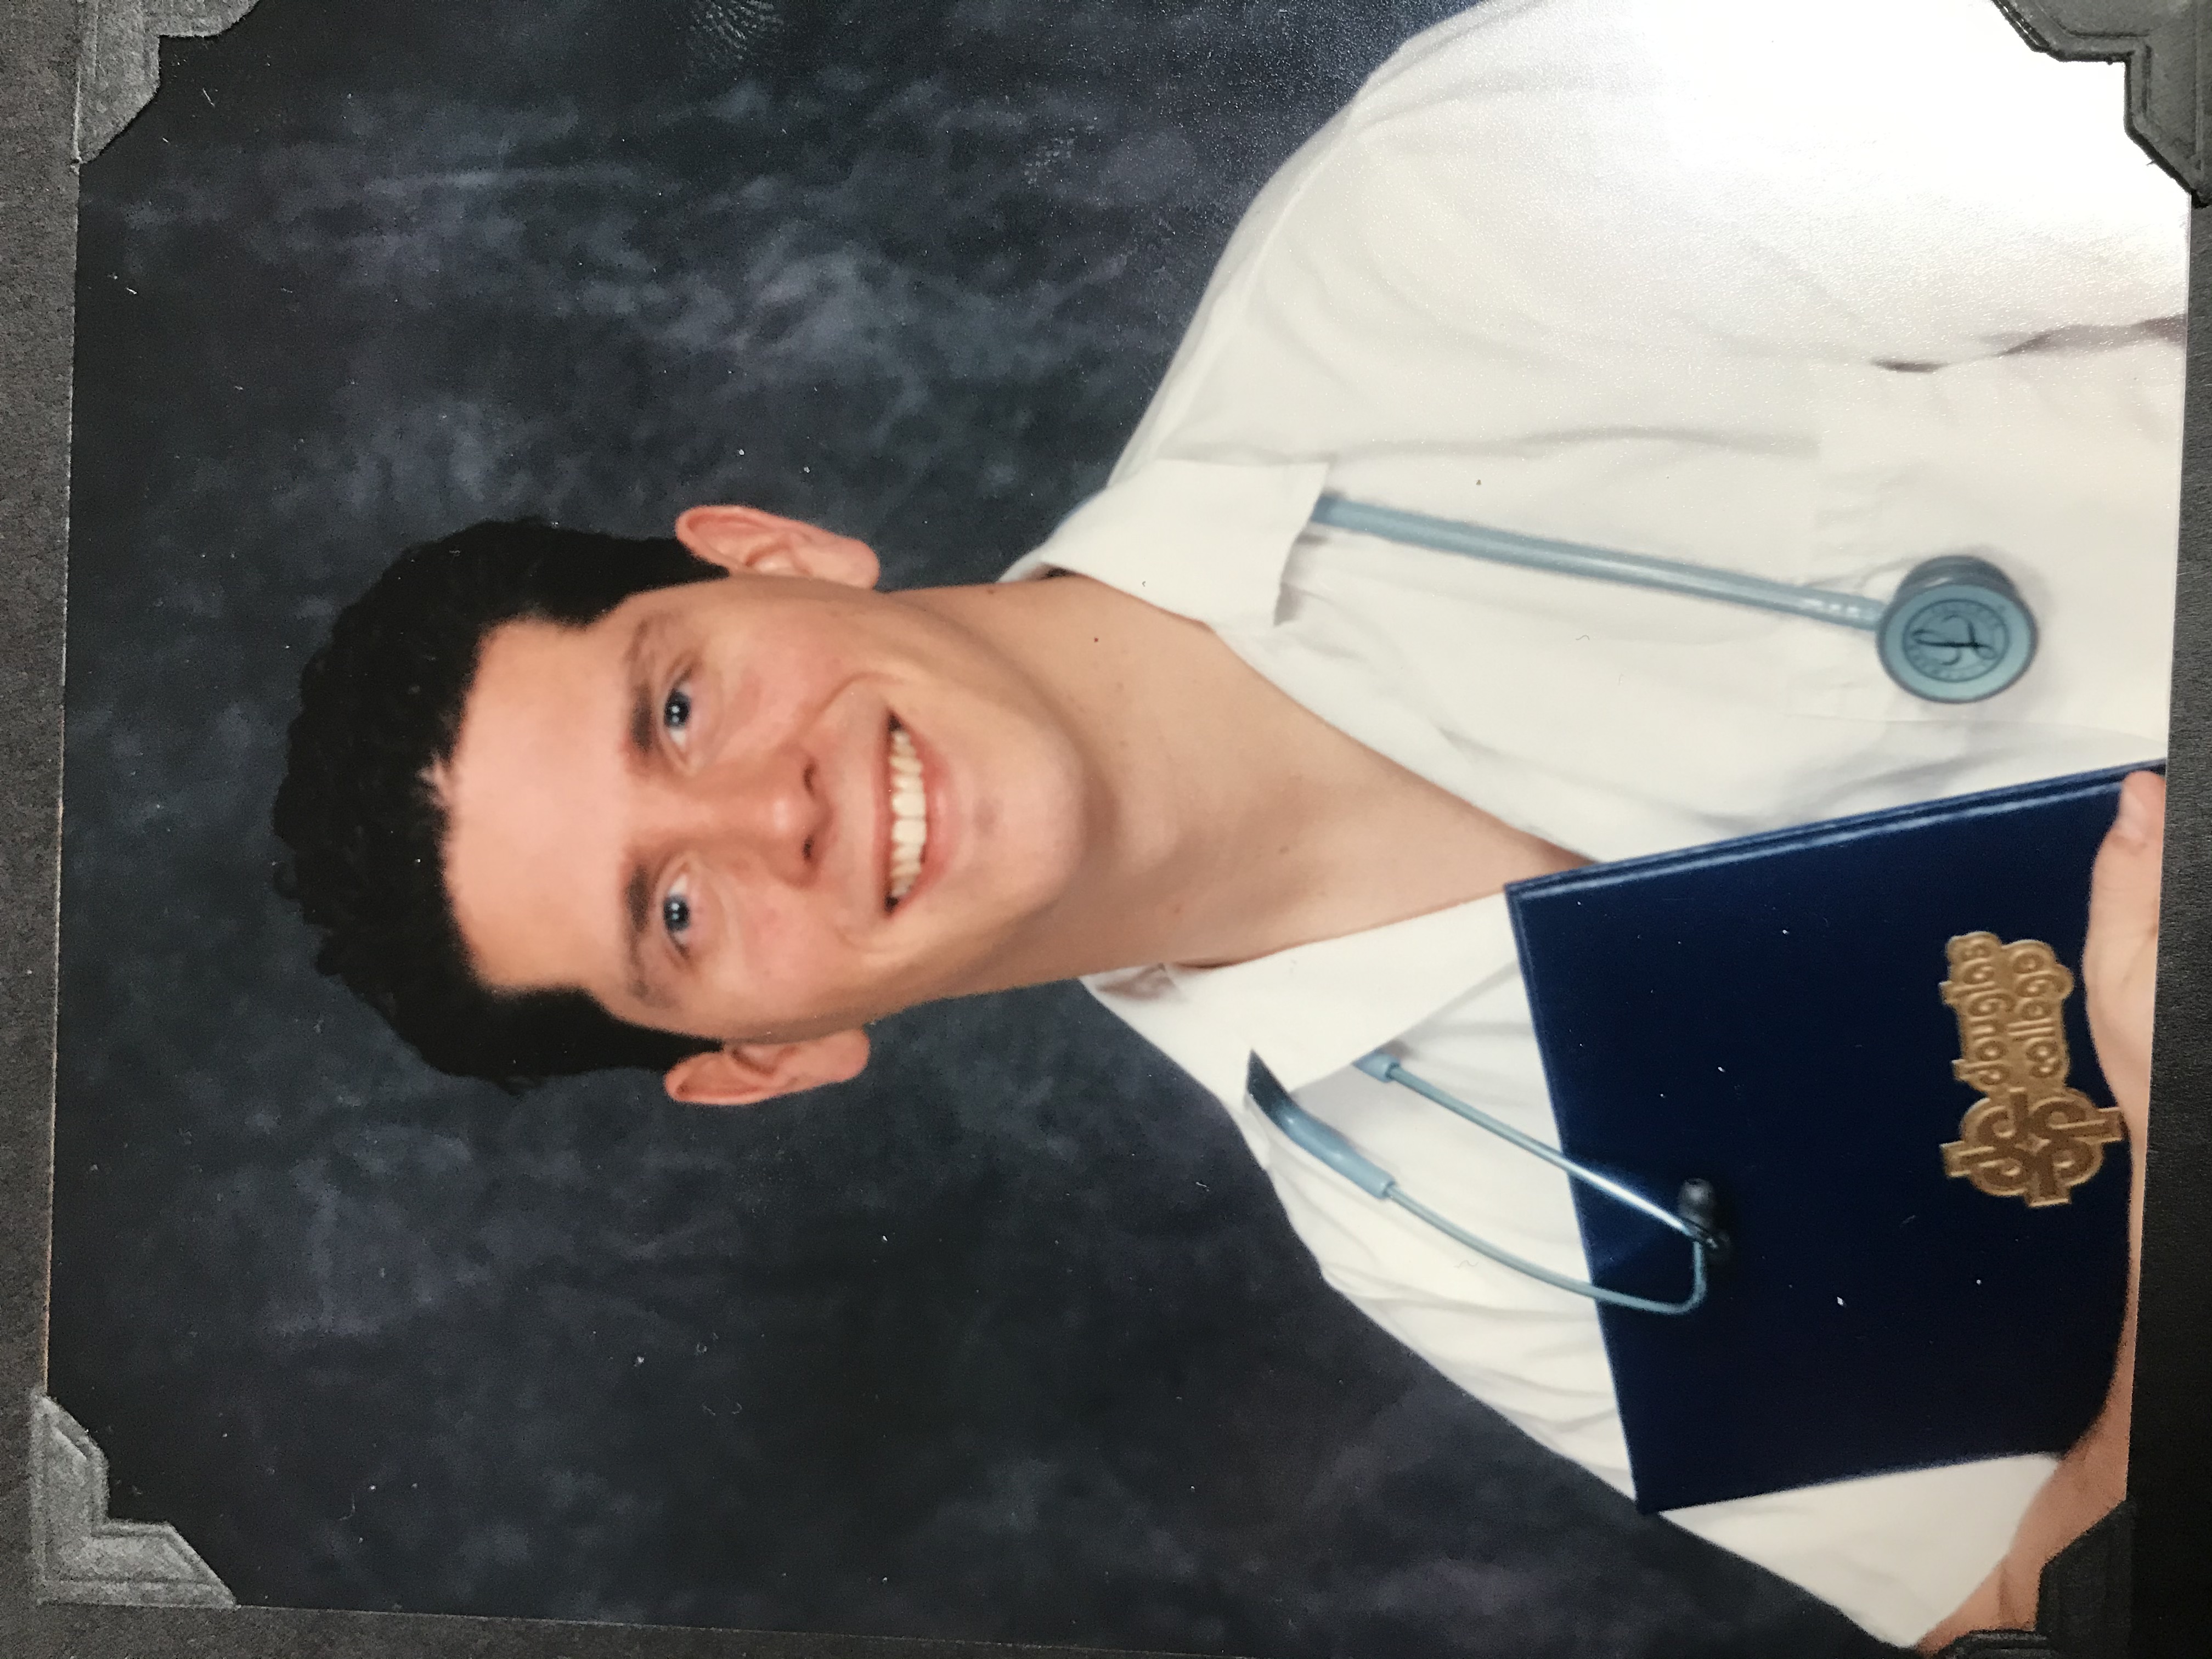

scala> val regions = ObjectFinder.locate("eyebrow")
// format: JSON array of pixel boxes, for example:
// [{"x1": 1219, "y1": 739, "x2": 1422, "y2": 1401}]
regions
[
  {"x1": 619, "y1": 614, "x2": 674, "y2": 1009},
  {"x1": 624, "y1": 864, "x2": 669, "y2": 1009},
  {"x1": 624, "y1": 613, "x2": 670, "y2": 763}
]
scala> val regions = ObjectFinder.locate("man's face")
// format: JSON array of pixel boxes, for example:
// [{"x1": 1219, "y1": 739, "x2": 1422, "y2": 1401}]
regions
[{"x1": 436, "y1": 509, "x2": 1092, "y2": 1071}]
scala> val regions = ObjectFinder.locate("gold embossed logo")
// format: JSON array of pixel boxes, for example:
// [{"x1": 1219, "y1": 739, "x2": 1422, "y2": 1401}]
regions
[{"x1": 1939, "y1": 933, "x2": 2123, "y2": 1206}]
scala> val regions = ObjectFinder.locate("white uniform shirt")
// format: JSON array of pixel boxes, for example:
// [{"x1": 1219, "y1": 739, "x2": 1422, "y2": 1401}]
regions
[{"x1": 1000, "y1": 0, "x2": 2186, "y2": 1643}]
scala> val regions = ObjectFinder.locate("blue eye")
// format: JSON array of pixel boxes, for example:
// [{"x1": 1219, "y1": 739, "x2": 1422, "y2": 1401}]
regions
[
  {"x1": 662, "y1": 891, "x2": 692, "y2": 939},
  {"x1": 662, "y1": 685, "x2": 692, "y2": 736}
]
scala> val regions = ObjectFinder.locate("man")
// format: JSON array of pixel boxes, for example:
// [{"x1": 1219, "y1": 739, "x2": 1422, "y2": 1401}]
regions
[{"x1": 274, "y1": 0, "x2": 2186, "y2": 1646}]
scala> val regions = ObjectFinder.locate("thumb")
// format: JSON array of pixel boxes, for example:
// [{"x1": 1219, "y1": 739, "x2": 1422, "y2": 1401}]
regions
[
  {"x1": 2086, "y1": 771, "x2": 2166, "y2": 969},
  {"x1": 2083, "y1": 770, "x2": 2164, "y2": 1127}
]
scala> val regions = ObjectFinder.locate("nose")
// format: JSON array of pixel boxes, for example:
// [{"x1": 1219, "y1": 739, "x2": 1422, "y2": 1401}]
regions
[{"x1": 661, "y1": 742, "x2": 829, "y2": 887}]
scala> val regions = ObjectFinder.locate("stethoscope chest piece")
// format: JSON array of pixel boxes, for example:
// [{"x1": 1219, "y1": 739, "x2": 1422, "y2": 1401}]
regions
[{"x1": 1876, "y1": 554, "x2": 2036, "y2": 703}]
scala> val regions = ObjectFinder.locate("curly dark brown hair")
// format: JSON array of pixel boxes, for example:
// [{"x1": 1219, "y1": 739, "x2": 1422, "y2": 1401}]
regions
[{"x1": 273, "y1": 520, "x2": 727, "y2": 1088}]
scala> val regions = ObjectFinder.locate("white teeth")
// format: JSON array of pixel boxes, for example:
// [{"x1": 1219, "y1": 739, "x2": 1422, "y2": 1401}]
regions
[{"x1": 888, "y1": 724, "x2": 928, "y2": 905}]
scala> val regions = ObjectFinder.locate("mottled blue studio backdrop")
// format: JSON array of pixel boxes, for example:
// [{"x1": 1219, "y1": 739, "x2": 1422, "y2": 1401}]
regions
[{"x1": 51, "y1": 3, "x2": 1891, "y2": 1655}]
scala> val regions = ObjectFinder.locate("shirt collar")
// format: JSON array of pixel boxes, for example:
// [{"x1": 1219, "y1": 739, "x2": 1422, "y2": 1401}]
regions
[
  {"x1": 998, "y1": 456, "x2": 1329, "y2": 633},
  {"x1": 1082, "y1": 894, "x2": 1521, "y2": 1108}
]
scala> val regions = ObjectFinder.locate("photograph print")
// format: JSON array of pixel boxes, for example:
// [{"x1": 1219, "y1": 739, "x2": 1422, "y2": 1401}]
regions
[{"x1": 30, "y1": 1, "x2": 2202, "y2": 1657}]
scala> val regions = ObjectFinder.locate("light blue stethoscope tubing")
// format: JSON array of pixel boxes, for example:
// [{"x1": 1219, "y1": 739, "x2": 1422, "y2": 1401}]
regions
[
  {"x1": 1246, "y1": 1053, "x2": 1723, "y2": 1316},
  {"x1": 1309, "y1": 493, "x2": 2038, "y2": 702},
  {"x1": 1310, "y1": 493, "x2": 1887, "y2": 629}
]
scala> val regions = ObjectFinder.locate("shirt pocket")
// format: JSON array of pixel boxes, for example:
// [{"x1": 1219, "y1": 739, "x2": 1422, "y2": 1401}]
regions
[{"x1": 1784, "y1": 347, "x2": 2181, "y2": 742}]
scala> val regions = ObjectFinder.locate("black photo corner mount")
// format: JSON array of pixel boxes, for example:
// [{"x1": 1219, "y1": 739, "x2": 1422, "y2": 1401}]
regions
[
  {"x1": 1995, "y1": 2, "x2": 2210, "y2": 202},
  {"x1": 73, "y1": 0, "x2": 263, "y2": 161},
  {"x1": 5, "y1": 4, "x2": 2212, "y2": 1659},
  {"x1": 1933, "y1": 1503, "x2": 2136, "y2": 1659}
]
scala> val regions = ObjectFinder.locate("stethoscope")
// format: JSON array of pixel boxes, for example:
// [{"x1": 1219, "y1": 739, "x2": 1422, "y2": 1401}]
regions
[
  {"x1": 1240, "y1": 494, "x2": 2041, "y2": 1313},
  {"x1": 1248, "y1": 1053, "x2": 1728, "y2": 1316},
  {"x1": 1310, "y1": 494, "x2": 2039, "y2": 703}
]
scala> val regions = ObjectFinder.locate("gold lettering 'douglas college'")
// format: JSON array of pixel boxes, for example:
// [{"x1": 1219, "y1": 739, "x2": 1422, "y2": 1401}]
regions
[{"x1": 1939, "y1": 933, "x2": 2124, "y2": 1206}]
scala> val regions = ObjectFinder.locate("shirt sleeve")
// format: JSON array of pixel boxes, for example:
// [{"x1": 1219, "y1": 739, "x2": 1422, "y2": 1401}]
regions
[{"x1": 1330, "y1": 0, "x2": 2188, "y2": 369}]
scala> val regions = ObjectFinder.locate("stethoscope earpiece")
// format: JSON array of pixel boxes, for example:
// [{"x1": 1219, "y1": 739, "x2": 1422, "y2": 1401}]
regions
[
  {"x1": 1875, "y1": 554, "x2": 2036, "y2": 703},
  {"x1": 1257, "y1": 1052, "x2": 1725, "y2": 1316}
]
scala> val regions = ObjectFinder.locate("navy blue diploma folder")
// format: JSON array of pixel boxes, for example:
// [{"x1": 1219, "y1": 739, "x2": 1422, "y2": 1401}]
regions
[{"x1": 1504, "y1": 765, "x2": 2147, "y2": 1514}]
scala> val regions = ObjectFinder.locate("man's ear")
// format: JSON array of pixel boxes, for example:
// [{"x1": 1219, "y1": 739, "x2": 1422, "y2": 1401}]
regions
[
  {"x1": 674, "y1": 504, "x2": 880, "y2": 589},
  {"x1": 661, "y1": 1028, "x2": 872, "y2": 1107}
]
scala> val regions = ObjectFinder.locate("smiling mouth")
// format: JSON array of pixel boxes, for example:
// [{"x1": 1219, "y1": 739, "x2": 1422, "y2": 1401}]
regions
[{"x1": 887, "y1": 719, "x2": 929, "y2": 909}]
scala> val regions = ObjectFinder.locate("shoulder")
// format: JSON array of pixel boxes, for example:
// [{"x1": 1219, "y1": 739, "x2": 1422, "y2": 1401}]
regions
[{"x1": 1119, "y1": 0, "x2": 2182, "y2": 476}]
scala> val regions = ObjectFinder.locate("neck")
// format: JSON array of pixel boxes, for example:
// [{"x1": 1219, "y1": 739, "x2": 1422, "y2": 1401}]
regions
[{"x1": 909, "y1": 574, "x2": 1583, "y2": 980}]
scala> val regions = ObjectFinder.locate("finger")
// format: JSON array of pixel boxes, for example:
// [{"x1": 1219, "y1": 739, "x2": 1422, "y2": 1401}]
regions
[
  {"x1": 2085, "y1": 771, "x2": 2165, "y2": 977},
  {"x1": 2112, "y1": 769, "x2": 2166, "y2": 854}
]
